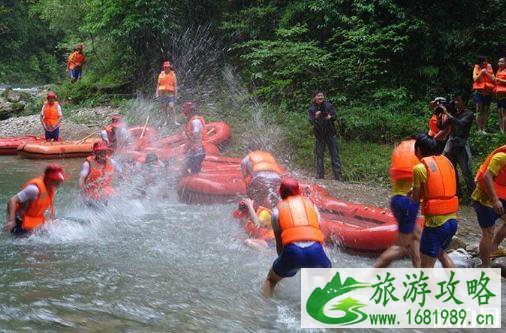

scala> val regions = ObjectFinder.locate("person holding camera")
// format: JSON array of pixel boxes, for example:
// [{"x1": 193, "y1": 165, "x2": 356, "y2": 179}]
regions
[
  {"x1": 308, "y1": 91, "x2": 343, "y2": 181},
  {"x1": 428, "y1": 97, "x2": 451, "y2": 154},
  {"x1": 436, "y1": 94, "x2": 475, "y2": 197}
]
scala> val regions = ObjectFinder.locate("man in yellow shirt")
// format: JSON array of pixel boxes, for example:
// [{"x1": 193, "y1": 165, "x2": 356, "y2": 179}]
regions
[
  {"x1": 411, "y1": 134, "x2": 458, "y2": 268},
  {"x1": 472, "y1": 146, "x2": 506, "y2": 267}
]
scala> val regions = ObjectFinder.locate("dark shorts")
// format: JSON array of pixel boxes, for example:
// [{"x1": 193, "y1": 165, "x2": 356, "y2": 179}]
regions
[
  {"x1": 272, "y1": 242, "x2": 331, "y2": 278},
  {"x1": 474, "y1": 93, "x2": 492, "y2": 106},
  {"x1": 497, "y1": 98, "x2": 506, "y2": 109},
  {"x1": 70, "y1": 69, "x2": 82, "y2": 79},
  {"x1": 159, "y1": 95, "x2": 175, "y2": 106},
  {"x1": 10, "y1": 217, "x2": 30, "y2": 236},
  {"x1": 45, "y1": 127, "x2": 59, "y2": 141},
  {"x1": 185, "y1": 152, "x2": 205, "y2": 174},
  {"x1": 420, "y1": 219, "x2": 458, "y2": 258},
  {"x1": 390, "y1": 195, "x2": 419, "y2": 234},
  {"x1": 473, "y1": 200, "x2": 506, "y2": 228}
]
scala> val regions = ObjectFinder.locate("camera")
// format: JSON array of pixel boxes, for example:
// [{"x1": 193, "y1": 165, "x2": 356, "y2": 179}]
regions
[{"x1": 432, "y1": 97, "x2": 456, "y2": 116}]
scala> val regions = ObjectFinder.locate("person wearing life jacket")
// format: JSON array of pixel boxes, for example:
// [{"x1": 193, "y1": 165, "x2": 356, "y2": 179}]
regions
[
  {"x1": 473, "y1": 55, "x2": 495, "y2": 133},
  {"x1": 241, "y1": 148, "x2": 283, "y2": 209},
  {"x1": 427, "y1": 97, "x2": 451, "y2": 154},
  {"x1": 182, "y1": 102, "x2": 206, "y2": 174},
  {"x1": 471, "y1": 145, "x2": 506, "y2": 267},
  {"x1": 101, "y1": 115, "x2": 128, "y2": 152},
  {"x1": 262, "y1": 178, "x2": 331, "y2": 297},
  {"x1": 40, "y1": 91, "x2": 63, "y2": 142},
  {"x1": 67, "y1": 44, "x2": 86, "y2": 83},
  {"x1": 156, "y1": 61, "x2": 178, "y2": 125},
  {"x1": 78, "y1": 142, "x2": 122, "y2": 206},
  {"x1": 495, "y1": 58, "x2": 506, "y2": 134},
  {"x1": 374, "y1": 139, "x2": 421, "y2": 268},
  {"x1": 411, "y1": 134, "x2": 459, "y2": 268},
  {"x1": 5, "y1": 164, "x2": 65, "y2": 235},
  {"x1": 234, "y1": 198, "x2": 275, "y2": 251}
]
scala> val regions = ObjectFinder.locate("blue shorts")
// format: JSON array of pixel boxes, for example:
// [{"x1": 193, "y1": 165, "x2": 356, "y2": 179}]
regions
[
  {"x1": 272, "y1": 242, "x2": 331, "y2": 278},
  {"x1": 159, "y1": 95, "x2": 175, "y2": 105},
  {"x1": 390, "y1": 195, "x2": 419, "y2": 234},
  {"x1": 497, "y1": 98, "x2": 506, "y2": 109},
  {"x1": 474, "y1": 93, "x2": 492, "y2": 106},
  {"x1": 473, "y1": 200, "x2": 506, "y2": 228},
  {"x1": 45, "y1": 127, "x2": 59, "y2": 141},
  {"x1": 420, "y1": 219, "x2": 458, "y2": 258},
  {"x1": 70, "y1": 69, "x2": 82, "y2": 79}
]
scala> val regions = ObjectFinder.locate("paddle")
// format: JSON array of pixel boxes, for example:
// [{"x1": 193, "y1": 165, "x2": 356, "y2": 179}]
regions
[
  {"x1": 77, "y1": 132, "x2": 96, "y2": 144},
  {"x1": 140, "y1": 115, "x2": 150, "y2": 139}
]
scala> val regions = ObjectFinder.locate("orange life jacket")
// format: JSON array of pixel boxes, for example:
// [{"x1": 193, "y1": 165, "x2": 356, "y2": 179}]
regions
[
  {"x1": 157, "y1": 71, "x2": 176, "y2": 93},
  {"x1": 18, "y1": 177, "x2": 54, "y2": 231},
  {"x1": 389, "y1": 140, "x2": 419, "y2": 181},
  {"x1": 42, "y1": 102, "x2": 60, "y2": 127},
  {"x1": 67, "y1": 51, "x2": 85, "y2": 70},
  {"x1": 247, "y1": 151, "x2": 283, "y2": 175},
  {"x1": 473, "y1": 64, "x2": 495, "y2": 94},
  {"x1": 84, "y1": 156, "x2": 115, "y2": 200},
  {"x1": 475, "y1": 145, "x2": 506, "y2": 200},
  {"x1": 277, "y1": 195, "x2": 324, "y2": 245},
  {"x1": 420, "y1": 155, "x2": 459, "y2": 215},
  {"x1": 494, "y1": 68, "x2": 506, "y2": 96}
]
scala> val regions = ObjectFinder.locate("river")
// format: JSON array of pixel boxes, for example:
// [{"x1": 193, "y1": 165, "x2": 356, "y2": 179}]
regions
[{"x1": 0, "y1": 156, "x2": 503, "y2": 332}]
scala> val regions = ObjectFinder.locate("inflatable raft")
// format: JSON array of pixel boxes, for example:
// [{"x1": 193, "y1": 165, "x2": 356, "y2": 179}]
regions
[
  {"x1": 158, "y1": 122, "x2": 231, "y2": 148},
  {"x1": 0, "y1": 136, "x2": 45, "y2": 155},
  {"x1": 17, "y1": 138, "x2": 101, "y2": 159}
]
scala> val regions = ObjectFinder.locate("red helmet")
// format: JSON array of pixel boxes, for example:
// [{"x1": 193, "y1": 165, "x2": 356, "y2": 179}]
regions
[
  {"x1": 47, "y1": 91, "x2": 56, "y2": 98},
  {"x1": 93, "y1": 141, "x2": 110, "y2": 152},
  {"x1": 182, "y1": 101, "x2": 196, "y2": 115},
  {"x1": 279, "y1": 177, "x2": 300, "y2": 199},
  {"x1": 44, "y1": 164, "x2": 65, "y2": 181},
  {"x1": 111, "y1": 114, "x2": 122, "y2": 128},
  {"x1": 163, "y1": 61, "x2": 171, "y2": 68}
]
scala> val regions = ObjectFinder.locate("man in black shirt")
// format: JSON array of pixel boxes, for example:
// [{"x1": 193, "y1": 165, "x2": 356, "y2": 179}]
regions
[
  {"x1": 438, "y1": 94, "x2": 475, "y2": 196},
  {"x1": 308, "y1": 92, "x2": 343, "y2": 180}
]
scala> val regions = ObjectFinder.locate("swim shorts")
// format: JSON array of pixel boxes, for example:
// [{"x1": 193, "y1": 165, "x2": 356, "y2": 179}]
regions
[
  {"x1": 70, "y1": 68, "x2": 82, "y2": 80},
  {"x1": 474, "y1": 93, "x2": 492, "y2": 106},
  {"x1": 45, "y1": 127, "x2": 59, "y2": 141},
  {"x1": 497, "y1": 98, "x2": 506, "y2": 109},
  {"x1": 390, "y1": 195, "x2": 419, "y2": 234},
  {"x1": 272, "y1": 242, "x2": 331, "y2": 277},
  {"x1": 420, "y1": 219, "x2": 458, "y2": 258},
  {"x1": 473, "y1": 200, "x2": 506, "y2": 228}
]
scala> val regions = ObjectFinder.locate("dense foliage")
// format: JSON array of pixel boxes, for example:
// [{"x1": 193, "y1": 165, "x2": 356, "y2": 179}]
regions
[{"x1": 1, "y1": 0, "x2": 505, "y2": 177}]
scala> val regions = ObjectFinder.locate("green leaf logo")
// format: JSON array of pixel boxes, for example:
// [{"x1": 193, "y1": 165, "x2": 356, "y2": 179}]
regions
[{"x1": 306, "y1": 272, "x2": 370, "y2": 325}]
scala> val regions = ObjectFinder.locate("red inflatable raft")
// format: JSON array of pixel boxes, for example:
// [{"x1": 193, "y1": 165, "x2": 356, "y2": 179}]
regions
[
  {"x1": 0, "y1": 136, "x2": 45, "y2": 155},
  {"x1": 178, "y1": 156, "x2": 246, "y2": 204},
  {"x1": 158, "y1": 122, "x2": 231, "y2": 147}
]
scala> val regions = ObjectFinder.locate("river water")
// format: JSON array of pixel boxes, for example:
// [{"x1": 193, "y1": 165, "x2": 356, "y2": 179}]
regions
[{"x1": 0, "y1": 156, "x2": 503, "y2": 332}]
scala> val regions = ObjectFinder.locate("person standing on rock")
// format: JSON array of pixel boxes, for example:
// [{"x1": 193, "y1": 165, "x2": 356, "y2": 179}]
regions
[
  {"x1": 156, "y1": 61, "x2": 178, "y2": 125},
  {"x1": 472, "y1": 145, "x2": 506, "y2": 267},
  {"x1": 40, "y1": 91, "x2": 62, "y2": 142},
  {"x1": 308, "y1": 91, "x2": 343, "y2": 180},
  {"x1": 67, "y1": 44, "x2": 86, "y2": 83}
]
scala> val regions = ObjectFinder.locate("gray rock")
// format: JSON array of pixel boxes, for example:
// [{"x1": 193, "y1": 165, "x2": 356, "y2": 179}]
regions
[{"x1": 491, "y1": 256, "x2": 506, "y2": 278}]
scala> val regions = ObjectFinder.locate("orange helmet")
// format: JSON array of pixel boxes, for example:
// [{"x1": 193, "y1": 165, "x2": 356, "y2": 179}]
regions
[
  {"x1": 163, "y1": 61, "x2": 171, "y2": 68},
  {"x1": 182, "y1": 101, "x2": 196, "y2": 115},
  {"x1": 93, "y1": 141, "x2": 110, "y2": 152},
  {"x1": 47, "y1": 91, "x2": 56, "y2": 98}
]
